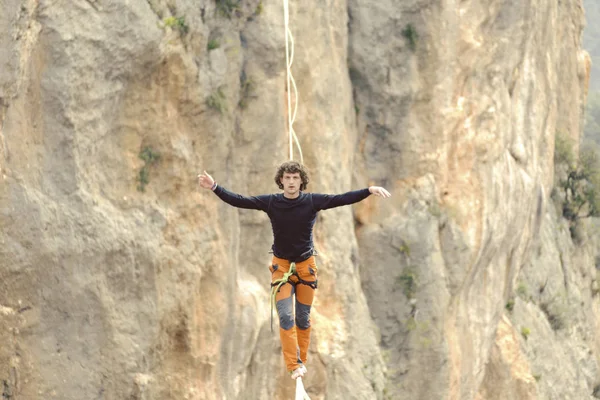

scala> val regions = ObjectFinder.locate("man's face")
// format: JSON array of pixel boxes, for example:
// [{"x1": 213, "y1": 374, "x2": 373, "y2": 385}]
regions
[{"x1": 281, "y1": 172, "x2": 302, "y2": 197}]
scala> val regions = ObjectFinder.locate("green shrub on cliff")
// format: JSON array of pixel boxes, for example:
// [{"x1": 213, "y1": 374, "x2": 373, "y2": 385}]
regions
[
  {"x1": 401, "y1": 24, "x2": 418, "y2": 52},
  {"x1": 217, "y1": 0, "x2": 240, "y2": 18},
  {"x1": 559, "y1": 149, "x2": 600, "y2": 222},
  {"x1": 396, "y1": 267, "x2": 418, "y2": 299},
  {"x1": 163, "y1": 16, "x2": 189, "y2": 34},
  {"x1": 555, "y1": 133, "x2": 600, "y2": 223},
  {"x1": 207, "y1": 88, "x2": 227, "y2": 114},
  {"x1": 137, "y1": 146, "x2": 160, "y2": 192}
]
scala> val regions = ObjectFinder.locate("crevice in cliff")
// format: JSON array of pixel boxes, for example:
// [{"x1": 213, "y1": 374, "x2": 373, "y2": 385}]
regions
[
  {"x1": 83, "y1": 0, "x2": 99, "y2": 11},
  {"x1": 145, "y1": 0, "x2": 163, "y2": 19},
  {"x1": 2, "y1": 380, "x2": 12, "y2": 399},
  {"x1": 1, "y1": 362, "x2": 18, "y2": 400},
  {"x1": 558, "y1": 250, "x2": 569, "y2": 292}
]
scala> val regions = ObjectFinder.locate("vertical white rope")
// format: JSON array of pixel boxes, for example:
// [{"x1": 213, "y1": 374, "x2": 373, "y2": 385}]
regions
[
  {"x1": 283, "y1": 0, "x2": 303, "y2": 164},
  {"x1": 283, "y1": 0, "x2": 292, "y2": 160}
]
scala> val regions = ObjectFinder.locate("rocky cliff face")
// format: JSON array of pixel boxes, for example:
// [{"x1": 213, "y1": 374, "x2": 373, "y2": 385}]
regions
[{"x1": 0, "y1": 0, "x2": 597, "y2": 399}]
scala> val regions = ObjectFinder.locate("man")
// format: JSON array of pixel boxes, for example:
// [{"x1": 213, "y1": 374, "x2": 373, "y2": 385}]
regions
[{"x1": 197, "y1": 161, "x2": 391, "y2": 380}]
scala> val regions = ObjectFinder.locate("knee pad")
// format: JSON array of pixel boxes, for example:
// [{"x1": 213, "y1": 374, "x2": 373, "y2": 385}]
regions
[
  {"x1": 276, "y1": 297, "x2": 294, "y2": 330},
  {"x1": 295, "y1": 302, "x2": 311, "y2": 330}
]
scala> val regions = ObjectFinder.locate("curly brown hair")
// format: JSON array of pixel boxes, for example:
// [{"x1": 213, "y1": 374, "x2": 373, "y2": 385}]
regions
[{"x1": 274, "y1": 161, "x2": 310, "y2": 190}]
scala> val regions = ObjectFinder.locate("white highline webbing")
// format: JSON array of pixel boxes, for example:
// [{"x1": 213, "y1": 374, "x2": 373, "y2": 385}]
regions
[{"x1": 295, "y1": 377, "x2": 311, "y2": 400}]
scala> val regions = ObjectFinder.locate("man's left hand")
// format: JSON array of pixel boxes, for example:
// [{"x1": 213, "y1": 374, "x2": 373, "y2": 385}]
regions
[{"x1": 369, "y1": 186, "x2": 391, "y2": 198}]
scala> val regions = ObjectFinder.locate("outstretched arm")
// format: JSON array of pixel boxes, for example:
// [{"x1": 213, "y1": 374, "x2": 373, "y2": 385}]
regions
[
  {"x1": 198, "y1": 171, "x2": 270, "y2": 211},
  {"x1": 312, "y1": 186, "x2": 391, "y2": 211}
]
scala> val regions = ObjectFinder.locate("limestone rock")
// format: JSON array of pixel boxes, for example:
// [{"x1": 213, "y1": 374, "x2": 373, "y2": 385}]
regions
[{"x1": 0, "y1": 0, "x2": 598, "y2": 399}]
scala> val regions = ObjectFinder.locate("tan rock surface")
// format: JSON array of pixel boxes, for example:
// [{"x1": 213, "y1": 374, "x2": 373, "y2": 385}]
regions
[{"x1": 1, "y1": 0, "x2": 598, "y2": 399}]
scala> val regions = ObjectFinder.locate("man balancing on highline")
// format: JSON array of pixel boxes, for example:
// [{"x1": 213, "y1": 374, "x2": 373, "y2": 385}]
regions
[{"x1": 197, "y1": 161, "x2": 391, "y2": 380}]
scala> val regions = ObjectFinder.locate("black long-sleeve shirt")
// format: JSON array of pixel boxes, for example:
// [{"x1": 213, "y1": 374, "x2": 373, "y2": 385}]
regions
[{"x1": 213, "y1": 186, "x2": 371, "y2": 262}]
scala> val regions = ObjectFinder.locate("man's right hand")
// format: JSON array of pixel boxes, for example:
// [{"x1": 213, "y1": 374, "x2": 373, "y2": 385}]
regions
[{"x1": 198, "y1": 171, "x2": 216, "y2": 190}]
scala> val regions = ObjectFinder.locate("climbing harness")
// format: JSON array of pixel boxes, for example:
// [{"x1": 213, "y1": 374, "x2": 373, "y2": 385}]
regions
[{"x1": 283, "y1": 0, "x2": 303, "y2": 164}]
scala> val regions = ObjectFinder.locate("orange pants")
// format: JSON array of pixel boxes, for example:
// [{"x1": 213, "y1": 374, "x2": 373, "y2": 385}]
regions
[{"x1": 270, "y1": 256, "x2": 318, "y2": 372}]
